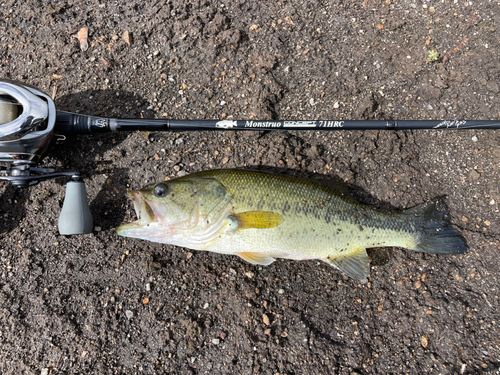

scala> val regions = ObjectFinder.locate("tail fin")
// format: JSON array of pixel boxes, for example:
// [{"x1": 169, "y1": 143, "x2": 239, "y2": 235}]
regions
[{"x1": 406, "y1": 197, "x2": 468, "y2": 255}]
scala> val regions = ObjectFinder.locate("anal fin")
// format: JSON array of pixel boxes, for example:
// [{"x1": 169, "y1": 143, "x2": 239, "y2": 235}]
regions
[
  {"x1": 323, "y1": 248, "x2": 370, "y2": 283},
  {"x1": 237, "y1": 252, "x2": 276, "y2": 266}
]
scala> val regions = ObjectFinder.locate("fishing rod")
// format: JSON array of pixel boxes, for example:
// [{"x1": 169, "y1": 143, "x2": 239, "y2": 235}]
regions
[
  {"x1": 49, "y1": 117, "x2": 500, "y2": 132},
  {"x1": 0, "y1": 79, "x2": 498, "y2": 235}
]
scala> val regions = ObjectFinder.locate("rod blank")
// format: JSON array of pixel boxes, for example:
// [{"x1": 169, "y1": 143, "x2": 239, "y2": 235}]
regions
[{"x1": 55, "y1": 111, "x2": 500, "y2": 135}]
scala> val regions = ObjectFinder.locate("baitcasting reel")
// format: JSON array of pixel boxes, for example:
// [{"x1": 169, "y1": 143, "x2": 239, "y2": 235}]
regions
[{"x1": 0, "y1": 80, "x2": 92, "y2": 235}]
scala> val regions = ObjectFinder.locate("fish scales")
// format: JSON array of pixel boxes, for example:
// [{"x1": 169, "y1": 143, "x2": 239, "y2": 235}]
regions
[
  {"x1": 203, "y1": 170, "x2": 413, "y2": 253},
  {"x1": 116, "y1": 169, "x2": 468, "y2": 282}
]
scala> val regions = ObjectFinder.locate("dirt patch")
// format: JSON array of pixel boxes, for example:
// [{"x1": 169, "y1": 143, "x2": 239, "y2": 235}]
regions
[{"x1": 1, "y1": 1, "x2": 499, "y2": 374}]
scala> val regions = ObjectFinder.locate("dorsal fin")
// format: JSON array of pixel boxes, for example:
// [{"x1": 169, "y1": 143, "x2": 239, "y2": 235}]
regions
[{"x1": 313, "y1": 177, "x2": 357, "y2": 202}]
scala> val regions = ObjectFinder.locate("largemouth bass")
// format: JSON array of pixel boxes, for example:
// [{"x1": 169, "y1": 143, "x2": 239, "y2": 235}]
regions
[{"x1": 116, "y1": 169, "x2": 467, "y2": 282}]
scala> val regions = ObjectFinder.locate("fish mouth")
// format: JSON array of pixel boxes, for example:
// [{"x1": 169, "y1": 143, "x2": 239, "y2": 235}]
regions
[
  {"x1": 129, "y1": 190, "x2": 155, "y2": 224},
  {"x1": 116, "y1": 190, "x2": 161, "y2": 235}
]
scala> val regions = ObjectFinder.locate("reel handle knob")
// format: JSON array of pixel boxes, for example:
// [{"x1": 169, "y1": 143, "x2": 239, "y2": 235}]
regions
[{"x1": 58, "y1": 178, "x2": 93, "y2": 235}]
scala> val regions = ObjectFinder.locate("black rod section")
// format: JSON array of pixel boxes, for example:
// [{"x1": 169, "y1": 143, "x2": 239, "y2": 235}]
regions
[{"x1": 55, "y1": 111, "x2": 500, "y2": 135}]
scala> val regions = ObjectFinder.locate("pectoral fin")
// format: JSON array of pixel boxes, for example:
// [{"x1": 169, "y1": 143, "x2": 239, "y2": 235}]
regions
[
  {"x1": 323, "y1": 248, "x2": 370, "y2": 283},
  {"x1": 229, "y1": 211, "x2": 284, "y2": 230},
  {"x1": 237, "y1": 252, "x2": 276, "y2": 266}
]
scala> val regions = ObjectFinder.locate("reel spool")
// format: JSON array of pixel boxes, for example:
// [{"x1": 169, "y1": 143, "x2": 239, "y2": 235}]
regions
[
  {"x1": 0, "y1": 80, "x2": 92, "y2": 235},
  {"x1": 0, "y1": 94, "x2": 19, "y2": 125}
]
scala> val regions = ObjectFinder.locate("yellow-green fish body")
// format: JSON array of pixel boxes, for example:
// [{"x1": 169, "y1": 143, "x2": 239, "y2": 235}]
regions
[{"x1": 116, "y1": 169, "x2": 467, "y2": 281}]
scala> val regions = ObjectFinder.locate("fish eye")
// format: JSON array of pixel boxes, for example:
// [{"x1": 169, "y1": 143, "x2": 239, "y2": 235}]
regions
[{"x1": 154, "y1": 183, "x2": 169, "y2": 197}]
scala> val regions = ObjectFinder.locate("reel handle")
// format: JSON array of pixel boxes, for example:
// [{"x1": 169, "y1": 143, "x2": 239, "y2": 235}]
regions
[{"x1": 58, "y1": 176, "x2": 93, "y2": 235}]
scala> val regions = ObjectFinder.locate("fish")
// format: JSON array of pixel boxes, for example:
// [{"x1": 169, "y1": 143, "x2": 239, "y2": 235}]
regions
[{"x1": 116, "y1": 169, "x2": 468, "y2": 282}]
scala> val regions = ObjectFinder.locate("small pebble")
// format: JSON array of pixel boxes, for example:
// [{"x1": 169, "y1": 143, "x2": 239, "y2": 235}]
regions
[
  {"x1": 203, "y1": 302, "x2": 209, "y2": 309},
  {"x1": 175, "y1": 138, "x2": 184, "y2": 145},
  {"x1": 212, "y1": 338, "x2": 220, "y2": 345},
  {"x1": 94, "y1": 226, "x2": 102, "y2": 232},
  {"x1": 263, "y1": 313, "x2": 270, "y2": 326},
  {"x1": 489, "y1": 199, "x2": 495, "y2": 206},
  {"x1": 125, "y1": 310, "x2": 133, "y2": 319},
  {"x1": 41, "y1": 369, "x2": 49, "y2": 375},
  {"x1": 333, "y1": 102, "x2": 339, "y2": 108},
  {"x1": 468, "y1": 169, "x2": 480, "y2": 182},
  {"x1": 123, "y1": 31, "x2": 132, "y2": 46},
  {"x1": 220, "y1": 100, "x2": 226, "y2": 106},
  {"x1": 472, "y1": 136, "x2": 478, "y2": 142},
  {"x1": 97, "y1": 141, "x2": 103, "y2": 146},
  {"x1": 278, "y1": 289, "x2": 284, "y2": 294},
  {"x1": 421, "y1": 335, "x2": 429, "y2": 348},
  {"x1": 77, "y1": 27, "x2": 89, "y2": 51},
  {"x1": 146, "y1": 283, "x2": 151, "y2": 291}
]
